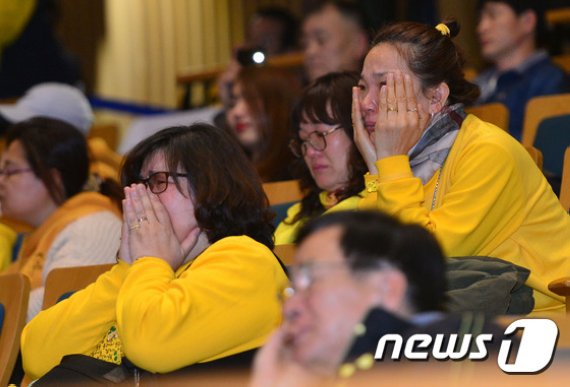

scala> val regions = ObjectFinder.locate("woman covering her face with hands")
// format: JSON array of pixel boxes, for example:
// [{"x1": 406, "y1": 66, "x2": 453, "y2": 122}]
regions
[
  {"x1": 352, "y1": 21, "x2": 570, "y2": 314},
  {"x1": 21, "y1": 124, "x2": 288, "y2": 383}
]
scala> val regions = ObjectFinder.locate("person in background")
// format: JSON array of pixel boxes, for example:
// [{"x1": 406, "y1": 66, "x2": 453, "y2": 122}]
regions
[
  {"x1": 246, "y1": 6, "x2": 300, "y2": 56},
  {"x1": 252, "y1": 210, "x2": 448, "y2": 385},
  {"x1": 21, "y1": 124, "x2": 288, "y2": 383},
  {"x1": 0, "y1": 82, "x2": 122, "y2": 182},
  {"x1": 302, "y1": 0, "x2": 370, "y2": 83},
  {"x1": 353, "y1": 20, "x2": 570, "y2": 314},
  {"x1": 217, "y1": 6, "x2": 300, "y2": 108},
  {"x1": 0, "y1": 82, "x2": 91, "y2": 135},
  {"x1": 226, "y1": 66, "x2": 301, "y2": 182},
  {"x1": 474, "y1": 0, "x2": 570, "y2": 138},
  {"x1": 0, "y1": 117, "x2": 121, "y2": 321}
]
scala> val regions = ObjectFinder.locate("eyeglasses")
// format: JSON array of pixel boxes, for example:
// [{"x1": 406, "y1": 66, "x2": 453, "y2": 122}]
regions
[
  {"x1": 282, "y1": 260, "x2": 392, "y2": 301},
  {"x1": 287, "y1": 261, "x2": 350, "y2": 294},
  {"x1": 138, "y1": 171, "x2": 188, "y2": 194},
  {"x1": 288, "y1": 126, "x2": 342, "y2": 157},
  {"x1": 0, "y1": 168, "x2": 33, "y2": 177}
]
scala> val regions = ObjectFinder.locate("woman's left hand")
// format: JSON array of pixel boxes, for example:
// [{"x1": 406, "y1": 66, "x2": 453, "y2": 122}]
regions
[
  {"x1": 123, "y1": 184, "x2": 200, "y2": 270},
  {"x1": 374, "y1": 72, "x2": 430, "y2": 158}
]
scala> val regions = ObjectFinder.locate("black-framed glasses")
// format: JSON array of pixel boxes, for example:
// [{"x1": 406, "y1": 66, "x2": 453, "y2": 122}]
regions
[
  {"x1": 138, "y1": 171, "x2": 188, "y2": 194},
  {"x1": 288, "y1": 126, "x2": 342, "y2": 157},
  {"x1": 0, "y1": 167, "x2": 33, "y2": 177}
]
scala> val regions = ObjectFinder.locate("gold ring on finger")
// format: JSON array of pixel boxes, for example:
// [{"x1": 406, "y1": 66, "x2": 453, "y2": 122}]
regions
[
  {"x1": 387, "y1": 106, "x2": 397, "y2": 112},
  {"x1": 129, "y1": 223, "x2": 141, "y2": 231}
]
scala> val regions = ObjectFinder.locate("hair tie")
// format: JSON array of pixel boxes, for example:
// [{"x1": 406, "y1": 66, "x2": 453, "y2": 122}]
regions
[{"x1": 435, "y1": 23, "x2": 450, "y2": 37}]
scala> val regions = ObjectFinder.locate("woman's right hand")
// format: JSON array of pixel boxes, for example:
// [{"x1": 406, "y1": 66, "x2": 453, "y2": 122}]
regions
[
  {"x1": 352, "y1": 86, "x2": 379, "y2": 175},
  {"x1": 124, "y1": 184, "x2": 201, "y2": 270}
]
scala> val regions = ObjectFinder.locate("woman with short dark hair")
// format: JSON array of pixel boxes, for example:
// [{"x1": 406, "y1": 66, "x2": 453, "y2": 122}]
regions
[
  {"x1": 21, "y1": 123, "x2": 288, "y2": 382},
  {"x1": 0, "y1": 117, "x2": 121, "y2": 320}
]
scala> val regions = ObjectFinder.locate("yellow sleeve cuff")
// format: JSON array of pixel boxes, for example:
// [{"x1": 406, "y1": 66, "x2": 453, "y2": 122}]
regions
[{"x1": 376, "y1": 155, "x2": 414, "y2": 181}]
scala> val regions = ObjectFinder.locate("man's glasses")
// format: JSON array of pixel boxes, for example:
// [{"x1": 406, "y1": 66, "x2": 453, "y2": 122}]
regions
[
  {"x1": 289, "y1": 126, "x2": 342, "y2": 157},
  {"x1": 138, "y1": 171, "x2": 188, "y2": 194},
  {"x1": 287, "y1": 261, "x2": 350, "y2": 294},
  {"x1": 0, "y1": 168, "x2": 33, "y2": 177},
  {"x1": 282, "y1": 260, "x2": 392, "y2": 301}
]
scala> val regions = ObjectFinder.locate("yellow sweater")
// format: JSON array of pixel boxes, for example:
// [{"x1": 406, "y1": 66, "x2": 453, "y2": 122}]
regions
[
  {"x1": 276, "y1": 115, "x2": 569, "y2": 313},
  {"x1": 361, "y1": 114, "x2": 570, "y2": 313},
  {"x1": 21, "y1": 235, "x2": 288, "y2": 379},
  {"x1": 274, "y1": 189, "x2": 371, "y2": 245}
]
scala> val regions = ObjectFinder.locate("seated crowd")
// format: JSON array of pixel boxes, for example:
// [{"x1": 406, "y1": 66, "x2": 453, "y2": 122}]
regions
[{"x1": 0, "y1": 1, "x2": 569, "y2": 385}]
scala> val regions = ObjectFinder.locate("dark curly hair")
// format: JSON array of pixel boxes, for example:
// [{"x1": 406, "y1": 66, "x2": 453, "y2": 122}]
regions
[
  {"x1": 288, "y1": 72, "x2": 368, "y2": 224},
  {"x1": 372, "y1": 20, "x2": 480, "y2": 105},
  {"x1": 121, "y1": 124, "x2": 274, "y2": 249}
]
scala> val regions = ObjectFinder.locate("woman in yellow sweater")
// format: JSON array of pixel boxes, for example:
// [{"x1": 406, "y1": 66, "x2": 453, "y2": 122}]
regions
[
  {"x1": 352, "y1": 20, "x2": 570, "y2": 314},
  {"x1": 275, "y1": 72, "x2": 368, "y2": 244},
  {"x1": 22, "y1": 123, "x2": 288, "y2": 383}
]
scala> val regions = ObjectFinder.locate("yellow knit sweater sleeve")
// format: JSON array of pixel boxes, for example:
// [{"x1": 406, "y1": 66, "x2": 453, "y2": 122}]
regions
[
  {"x1": 374, "y1": 124, "x2": 526, "y2": 257},
  {"x1": 21, "y1": 261, "x2": 128, "y2": 380},
  {"x1": 116, "y1": 235, "x2": 288, "y2": 373}
]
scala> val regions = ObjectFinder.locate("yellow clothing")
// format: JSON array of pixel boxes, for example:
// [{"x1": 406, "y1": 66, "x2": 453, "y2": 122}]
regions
[
  {"x1": 22, "y1": 235, "x2": 288, "y2": 379},
  {"x1": 274, "y1": 188, "x2": 372, "y2": 245},
  {"x1": 4, "y1": 192, "x2": 121, "y2": 290},
  {"x1": 88, "y1": 137, "x2": 123, "y2": 182},
  {"x1": 0, "y1": 222, "x2": 17, "y2": 271},
  {"x1": 0, "y1": 0, "x2": 35, "y2": 55},
  {"x1": 362, "y1": 114, "x2": 570, "y2": 313}
]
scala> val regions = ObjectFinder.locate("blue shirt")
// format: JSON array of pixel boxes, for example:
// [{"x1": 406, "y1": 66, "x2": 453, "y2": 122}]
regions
[{"x1": 475, "y1": 51, "x2": 570, "y2": 139}]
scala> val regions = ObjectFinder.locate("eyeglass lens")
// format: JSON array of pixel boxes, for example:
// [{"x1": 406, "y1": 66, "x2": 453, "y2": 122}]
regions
[
  {"x1": 148, "y1": 172, "x2": 168, "y2": 193},
  {"x1": 290, "y1": 132, "x2": 328, "y2": 157}
]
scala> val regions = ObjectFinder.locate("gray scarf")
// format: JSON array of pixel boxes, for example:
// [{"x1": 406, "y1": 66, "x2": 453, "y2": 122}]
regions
[{"x1": 409, "y1": 103, "x2": 466, "y2": 184}]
